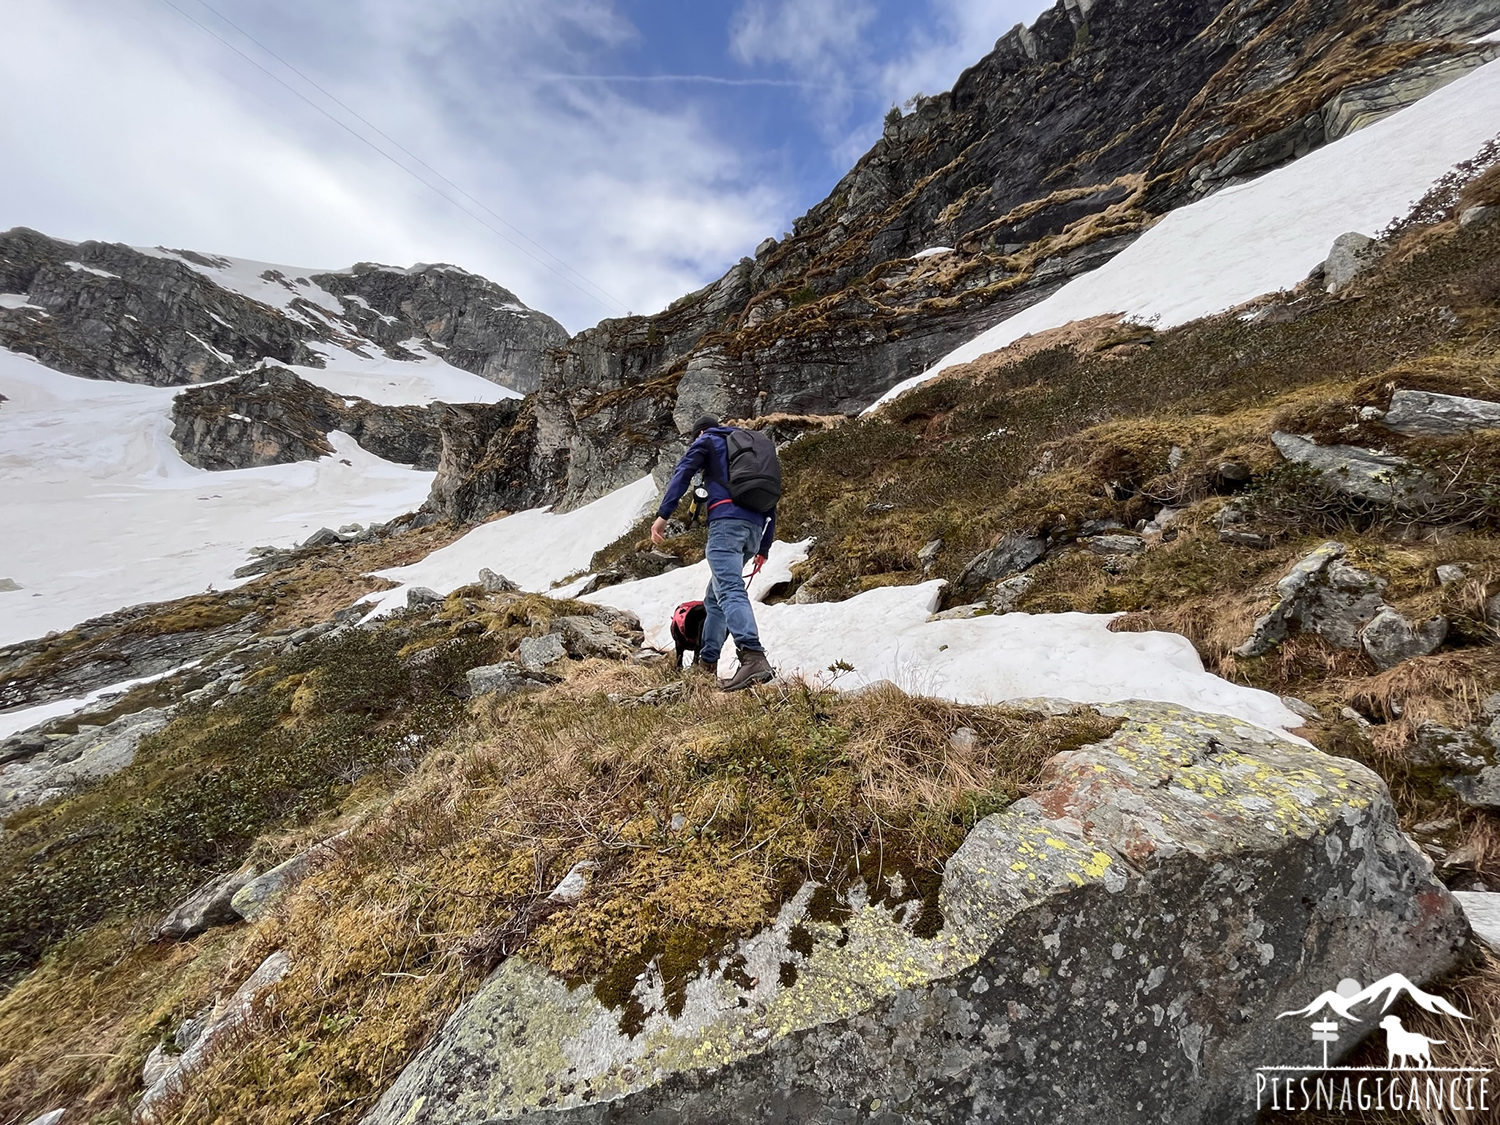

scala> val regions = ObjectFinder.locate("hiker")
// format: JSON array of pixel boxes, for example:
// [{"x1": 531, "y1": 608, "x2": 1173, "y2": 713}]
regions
[{"x1": 651, "y1": 415, "x2": 780, "y2": 692}]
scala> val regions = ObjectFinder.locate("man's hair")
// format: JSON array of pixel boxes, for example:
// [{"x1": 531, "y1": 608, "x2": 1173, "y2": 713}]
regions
[{"x1": 690, "y1": 415, "x2": 719, "y2": 437}]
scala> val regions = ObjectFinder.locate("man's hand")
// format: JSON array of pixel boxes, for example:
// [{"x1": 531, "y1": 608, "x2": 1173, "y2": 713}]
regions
[
  {"x1": 749, "y1": 554, "x2": 766, "y2": 579},
  {"x1": 650, "y1": 516, "x2": 669, "y2": 545}
]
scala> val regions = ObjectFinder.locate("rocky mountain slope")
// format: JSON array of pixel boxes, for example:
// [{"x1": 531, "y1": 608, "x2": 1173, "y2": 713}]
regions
[
  {"x1": 0, "y1": 227, "x2": 567, "y2": 393},
  {"x1": 3, "y1": 1, "x2": 1500, "y2": 1123},
  {"x1": 427, "y1": 0, "x2": 1500, "y2": 517}
]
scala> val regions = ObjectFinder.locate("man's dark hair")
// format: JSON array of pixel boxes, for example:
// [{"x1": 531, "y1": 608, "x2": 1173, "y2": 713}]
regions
[{"x1": 690, "y1": 415, "x2": 719, "y2": 437}]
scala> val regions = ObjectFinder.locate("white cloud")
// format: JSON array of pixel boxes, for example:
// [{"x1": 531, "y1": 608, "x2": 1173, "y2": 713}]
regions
[
  {"x1": 729, "y1": 0, "x2": 1046, "y2": 170},
  {"x1": 0, "y1": 0, "x2": 785, "y2": 331},
  {"x1": 879, "y1": 0, "x2": 1040, "y2": 105},
  {"x1": 730, "y1": 0, "x2": 877, "y2": 135}
]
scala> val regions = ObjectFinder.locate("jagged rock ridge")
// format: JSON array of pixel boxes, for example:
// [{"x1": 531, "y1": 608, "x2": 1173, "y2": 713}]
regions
[
  {"x1": 0, "y1": 227, "x2": 568, "y2": 393},
  {"x1": 428, "y1": 0, "x2": 1500, "y2": 518}
]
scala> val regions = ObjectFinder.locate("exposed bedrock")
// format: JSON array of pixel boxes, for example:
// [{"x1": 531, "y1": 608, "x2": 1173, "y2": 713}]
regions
[
  {"x1": 363, "y1": 703, "x2": 1467, "y2": 1125},
  {"x1": 0, "y1": 228, "x2": 566, "y2": 392},
  {"x1": 426, "y1": 0, "x2": 1500, "y2": 517},
  {"x1": 169, "y1": 365, "x2": 448, "y2": 471}
]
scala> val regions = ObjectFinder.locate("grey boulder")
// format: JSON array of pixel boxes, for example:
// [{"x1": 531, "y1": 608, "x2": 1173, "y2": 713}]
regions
[
  {"x1": 956, "y1": 532, "x2": 1046, "y2": 589},
  {"x1": 1082, "y1": 533, "x2": 1146, "y2": 556},
  {"x1": 230, "y1": 832, "x2": 347, "y2": 921},
  {"x1": 155, "y1": 863, "x2": 259, "y2": 939},
  {"x1": 465, "y1": 662, "x2": 546, "y2": 700},
  {"x1": 549, "y1": 615, "x2": 636, "y2": 660},
  {"x1": 1359, "y1": 606, "x2": 1447, "y2": 670},
  {"x1": 988, "y1": 573, "x2": 1035, "y2": 613},
  {"x1": 517, "y1": 633, "x2": 568, "y2": 673},
  {"x1": 478, "y1": 568, "x2": 520, "y2": 594},
  {"x1": 1236, "y1": 541, "x2": 1387, "y2": 657},
  {"x1": 1322, "y1": 231, "x2": 1380, "y2": 293},
  {"x1": 406, "y1": 586, "x2": 444, "y2": 609},
  {"x1": 360, "y1": 702, "x2": 1465, "y2": 1125},
  {"x1": 1382, "y1": 389, "x2": 1500, "y2": 437},
  {"x1": 1270, "y1": 432, "x2": 1433, "y2": 508}
]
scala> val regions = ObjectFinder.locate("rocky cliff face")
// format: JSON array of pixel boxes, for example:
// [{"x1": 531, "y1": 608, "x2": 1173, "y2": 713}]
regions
[
  {"x1": 430, "y1": 0, "x2": 1500, "y2": 517},
  {"x1": 170, "y1": 366, "x2": 449, "y2": 472},
  {"x1": 0, "y1": 228, "x2": 567, "y2": 393}
]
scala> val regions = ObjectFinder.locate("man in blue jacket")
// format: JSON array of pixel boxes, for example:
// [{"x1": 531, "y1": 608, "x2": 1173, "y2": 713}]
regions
[{"x1": 651, "y1": 415, "x2": 776, "y2": 692}]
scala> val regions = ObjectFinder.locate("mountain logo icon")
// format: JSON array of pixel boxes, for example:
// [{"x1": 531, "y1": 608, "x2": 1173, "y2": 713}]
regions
[
  {"x1": 1255, "y1": 971, "x2": 1489, "y2": 1114},
  {"x1": 1276, "y1": 973, "x2": 1470, "y2": 1071}
]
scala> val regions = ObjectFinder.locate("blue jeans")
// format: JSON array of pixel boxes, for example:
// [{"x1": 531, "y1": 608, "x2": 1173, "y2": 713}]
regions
[{"x1": 699, "y1": 517, "x2": 765, "y2": 664}]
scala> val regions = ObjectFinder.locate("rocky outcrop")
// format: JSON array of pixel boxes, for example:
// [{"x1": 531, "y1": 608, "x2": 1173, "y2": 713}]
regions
[
  {"x1": 1321, "y1": 232, "x2": 1382, "y2": 293},
  {"x1": 230, "y1": 833, "x2": 349, "y2": 921},
  {"x1": 1383, "y1": 389, "x2": 1500, "y2": 436},
  {"x1": 1236, "y1": 542, "x2": 1453, "y2": 668},
  {"x1": 154, "y1": 864, "x2": 259, "y2": 940},
  {"x1": 309, "y1": 263, "x2": 568, "y2": 394},
  {"x1": 169, "y1": 365, "x2": 446, "y2": 470},
  {"x1": 0, "y1": 228, "x2": 564, "y2": 392},
  {"x1": 135, "y1": 951, "x2": 291, "y2": 1124},
  {"x1": 1360, "y1": 606, "x2": 1448, "y2": 670},
  {"x1": 956, "y1": 533, "x2": 1047, "y2": 590},
  {"x1": 1236, "y1": 542, "x2": 1387, "y2": 657},
  {"x1": 362, "y1": 702, "x2": 1466, "y2": 1125},
  {"x1": 0, "y1": 708, "x2": 170, "y2": 820},
  {"x1": 433, "y1": 0, "x2": 1500, "y2": 515},
  {"x1": 1270, "y1": 431, "x2": 1434, "y2": 509}
]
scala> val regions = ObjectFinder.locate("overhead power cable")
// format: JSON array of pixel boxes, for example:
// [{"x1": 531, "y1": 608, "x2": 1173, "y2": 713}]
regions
[{"x1": 155, "y1": 0, "x2": 632, "y2": 317}]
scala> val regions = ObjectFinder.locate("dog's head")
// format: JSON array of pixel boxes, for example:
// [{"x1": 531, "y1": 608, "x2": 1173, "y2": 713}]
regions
[{"x1": 1379, "y1": 1015, "x2": 1402, "y2": 1031}]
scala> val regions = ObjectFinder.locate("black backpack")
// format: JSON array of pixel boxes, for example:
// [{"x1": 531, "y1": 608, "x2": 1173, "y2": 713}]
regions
[{"x1": 717, "y1": 427, "x2": 782, "y2": 514}]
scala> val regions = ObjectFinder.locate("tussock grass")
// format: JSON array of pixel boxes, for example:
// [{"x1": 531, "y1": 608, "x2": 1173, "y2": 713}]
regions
[{"x1": 0, "y1": 623, "x2": 1119, "y2": 1125}]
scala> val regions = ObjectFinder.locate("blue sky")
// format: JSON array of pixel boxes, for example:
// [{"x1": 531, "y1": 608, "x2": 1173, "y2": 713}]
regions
[{"x1": 0, "y1": 0, "x2": 1045, "y2": 331}]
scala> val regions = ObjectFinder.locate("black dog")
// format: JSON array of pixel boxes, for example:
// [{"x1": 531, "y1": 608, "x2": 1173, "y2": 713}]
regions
[{"x1": 670, "y1": 600, "x2": 707, "y2": 669}]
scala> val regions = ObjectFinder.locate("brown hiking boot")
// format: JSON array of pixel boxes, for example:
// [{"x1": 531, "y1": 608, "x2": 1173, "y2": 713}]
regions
[
  {"x1": 719, "y1": 650, "x2": 773, "y2": 692},
  {"x1": 688, "y1": 658, "x2": 717, "y2": 677}
]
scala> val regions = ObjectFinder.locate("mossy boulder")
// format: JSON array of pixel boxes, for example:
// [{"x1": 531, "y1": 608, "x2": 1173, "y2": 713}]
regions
[{"x1": 362, "y1": 702, "x2": 1466, "y2": 1125}]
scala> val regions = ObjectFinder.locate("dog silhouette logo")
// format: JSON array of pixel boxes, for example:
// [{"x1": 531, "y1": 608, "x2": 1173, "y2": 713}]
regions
[
  {"x1": 1255, "y1": 970, "x2": 1492, "y2": 1115},
  {"x1": 1379, "y1": 1015, "x2": 1445, "y2": 1070}
]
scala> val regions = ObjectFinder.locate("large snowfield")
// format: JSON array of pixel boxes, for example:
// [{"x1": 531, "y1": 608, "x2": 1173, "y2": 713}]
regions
[
  {"x1": 289, "y1": 343, "x2": 521, "y2": 407},
  {"x1": 0, "y1": 348, "x2": 435, "y2": 646},
  {"x1": 871, "y1": 57, "x2": 1500, "y2": 409}
]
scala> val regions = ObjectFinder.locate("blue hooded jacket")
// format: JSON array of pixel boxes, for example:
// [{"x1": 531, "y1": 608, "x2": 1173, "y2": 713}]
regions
[{"x1": 658, "y1": 427, "x2": 776, "y2": 555}]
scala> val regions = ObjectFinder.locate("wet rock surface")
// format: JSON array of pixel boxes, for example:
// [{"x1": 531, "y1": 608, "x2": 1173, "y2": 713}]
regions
[{"x1": 361, "y1": 702, "x2": 1465, "y2": 1125}]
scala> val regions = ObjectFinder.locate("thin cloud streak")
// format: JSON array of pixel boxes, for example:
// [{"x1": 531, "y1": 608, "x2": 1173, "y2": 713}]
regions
[{"x1": 535, "y1": 73, "x2": 855, "y2": 89}]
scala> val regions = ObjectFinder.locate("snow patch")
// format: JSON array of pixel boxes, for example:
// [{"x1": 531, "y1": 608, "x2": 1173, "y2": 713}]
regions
[
  {"x1": 290, "y1": 342, "x2": 522, "y2": 407},
  {"x1": 66, "y1": 261, "x2": 120, "y2": 279},
  {"x1": 913, "y1": 246, "x2": 954, "y2": 258},
  {"x1": 360, "y1": 475, "x2": 659, "y2": 616},
  {"x1": 581, "y1": 556, "x2": 1302, "y2": 733},
  {"x1": 0, "y1": 660, "x2": 200, "y2": 741},
  {"x1": 0, "y1": 294, "x2": 45, "y2": 311},
  {"x1": 871, "y1": 58, "x2": 1500, "y2": 410}
]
